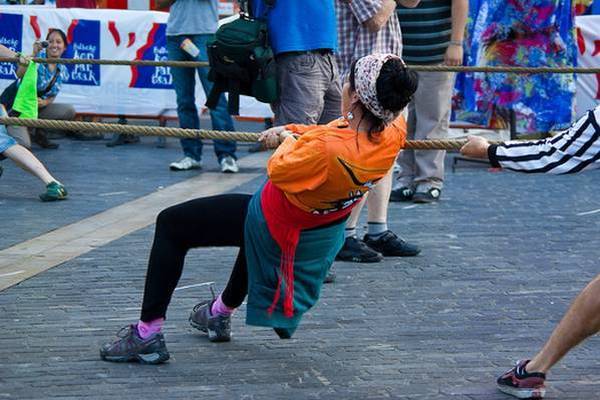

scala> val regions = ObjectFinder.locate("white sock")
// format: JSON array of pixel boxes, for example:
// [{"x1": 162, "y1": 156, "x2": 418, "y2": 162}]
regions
[
  {"x1": 367, "y1": 222, "x2": 387, "y2": 237},
  {"x1": 344, "y1": 227, "x2": 357, "y2": 239}
]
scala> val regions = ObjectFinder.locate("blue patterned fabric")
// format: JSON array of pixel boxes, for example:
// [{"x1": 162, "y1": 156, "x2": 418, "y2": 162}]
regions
[
  {"x1": 36, "y1": 50, "x2": 67, "y2": 99},
  {"x1": 454, "y1": 0, "x2": 576, "y2": 133}
]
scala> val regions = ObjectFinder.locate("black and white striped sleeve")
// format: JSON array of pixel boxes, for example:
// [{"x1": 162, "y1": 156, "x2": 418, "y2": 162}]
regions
[{"x1": 488, "y1": 105, "x2": 600, "y2": 174}]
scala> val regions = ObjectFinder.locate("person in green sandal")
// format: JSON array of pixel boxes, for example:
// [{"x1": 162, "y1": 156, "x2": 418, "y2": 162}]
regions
[{"x1": 0, "y1": 44, "x2": 67, "y2": 202}]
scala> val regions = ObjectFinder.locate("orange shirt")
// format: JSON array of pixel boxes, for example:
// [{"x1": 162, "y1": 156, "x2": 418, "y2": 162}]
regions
[{"x1": 267, "y1": 117, "x2": 406, "y2": 214}]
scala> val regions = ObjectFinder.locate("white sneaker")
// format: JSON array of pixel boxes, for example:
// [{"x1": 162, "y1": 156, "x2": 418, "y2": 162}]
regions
[
  {"x1": 169, "y1": 156, "x2": 202, "y2": 171},
  {"x1": 220, "y1": 156, "x2": 239, "y2": 173}
]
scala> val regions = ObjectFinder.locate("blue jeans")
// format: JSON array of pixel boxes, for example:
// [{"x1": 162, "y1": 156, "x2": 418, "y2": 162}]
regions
[
  {"x1": 0, "y1": 105, "x2": 17, "y2": 154},
  {"x1": 166, "y1": 34, "x2": 237, "y2": 162}
]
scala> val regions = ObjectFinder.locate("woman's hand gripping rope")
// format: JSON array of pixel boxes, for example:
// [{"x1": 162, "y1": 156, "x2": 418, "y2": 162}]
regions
[{"x1": 258, "y1": 126, "x2": 297, "y2": 150}]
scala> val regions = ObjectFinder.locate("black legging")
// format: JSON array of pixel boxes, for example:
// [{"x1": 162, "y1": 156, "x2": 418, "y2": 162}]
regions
[{"x1": 140, "y1": 194, "x2": 252, "y2": 322}]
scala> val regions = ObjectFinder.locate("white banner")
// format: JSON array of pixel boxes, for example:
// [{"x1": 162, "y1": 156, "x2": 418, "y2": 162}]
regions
[
  {"x1": 575, "y1": 16, "x2": 600, "y2": 116},
  {"x1": 0, "y1": 6, "x2": 272, "y2": 118},
  {"x1": 4, "y1": 9, "x2": 595, "y2": 122}
]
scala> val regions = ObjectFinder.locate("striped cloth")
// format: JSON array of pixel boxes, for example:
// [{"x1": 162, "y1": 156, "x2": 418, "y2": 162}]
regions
[
  {"x1": 335, "y1": 0, "x2": 403, "y2": 81},
  {"x1": 396, "y1": 0, "x2": 451, "y2": 65},
  {"x1": 489, "y1": 106, "x2": 600, "y2": 174}
]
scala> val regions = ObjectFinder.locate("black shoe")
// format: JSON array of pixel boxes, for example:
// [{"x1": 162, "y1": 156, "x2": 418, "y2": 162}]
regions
[
  {"x1": 413, "y1": 188, "x2": 441, "y2": 203},
  {"x1": 390, "y1": 186, "x2": 414, "y2": 202},
  {"x1": 324, "y1": 266, "x2": 336, "y2": 284},
  {"x1": 100, "y1": 325, "x2": 170, "y2": 364},
  {"x1": 32, "y1": 133, "x2": 59, "y2": 149},
  {"x1": 69, "y1": 132, "x2": 104, "y2": 141},
  {"x1": 106, "y1": 133, "x2": 140, "y2": 147},
  {"x1": 363, "y1": 230, "x2": 420, "y2": 257},
  {"x1": 336, "y1": 237, "x2": 384, "y2": 263},
  {"x1": 274, "y1": 326, "x2": 296, "y2": 339},
  {"x1": 0, "y1": 165, "x2": 3, "y2": 178}
]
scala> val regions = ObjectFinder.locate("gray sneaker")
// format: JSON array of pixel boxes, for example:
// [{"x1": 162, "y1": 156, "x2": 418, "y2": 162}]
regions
[
  {"x1": 100, "y1": 324, "x2": 170, "y2": 364},
  {"x1": 170, "y1": 156, "x2": 202, "y2": 171},
  {"x1": 189, "y1": 300, "x2": 232, "y2": 342},
  {"x1": 220, "y1": 155, "x2": 239, "y2": 173}
]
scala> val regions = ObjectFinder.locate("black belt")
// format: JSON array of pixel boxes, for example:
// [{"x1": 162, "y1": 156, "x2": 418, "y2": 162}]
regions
[{"x1": 277, "y1": 48, "x2": 333, "y2": 57}]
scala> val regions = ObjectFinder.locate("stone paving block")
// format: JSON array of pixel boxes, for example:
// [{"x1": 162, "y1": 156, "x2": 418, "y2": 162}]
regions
[{"x1": 2, "y1": 151, "x2": 600, "y2": 399}]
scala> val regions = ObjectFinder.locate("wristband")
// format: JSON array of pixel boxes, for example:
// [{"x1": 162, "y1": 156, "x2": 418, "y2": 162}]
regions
[
  {"x1": 15, "y1": 52, "x2": 28, "y2": 66},
  {"x1": 449, "y1": 40, "x2": 463, "y2": 47}
]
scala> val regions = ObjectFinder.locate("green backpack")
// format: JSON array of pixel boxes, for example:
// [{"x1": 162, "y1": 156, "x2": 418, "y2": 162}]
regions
[{"x1": 205, "y1": 3, "x2": 277, "y2": 115}]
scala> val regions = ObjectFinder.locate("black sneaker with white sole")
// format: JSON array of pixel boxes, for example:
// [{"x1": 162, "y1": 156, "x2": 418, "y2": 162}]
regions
[
  {"x1": 390, "y1": 186, "x2": 414, "y2": 202},
  {"x1": 100, "y1": 324, "x2": 169, "y2": 364},
  {"x1": 363, "y1": 230, "x2": 421, "y2": 257},
  {"x1": 335, "y1": 237, "x2": 384, "y2": 263},
  {"x1": 413, "y1": 187, "x2": 441, "y2": 203}
]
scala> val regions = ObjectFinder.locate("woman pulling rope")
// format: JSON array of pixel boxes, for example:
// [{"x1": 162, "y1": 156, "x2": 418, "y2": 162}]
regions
[
  {"x1": 0, "y1": 44, "x2": 67, "y2": 202},
  {"x1": 99, "y1": 53, "x2": 418, "y2": 364}
]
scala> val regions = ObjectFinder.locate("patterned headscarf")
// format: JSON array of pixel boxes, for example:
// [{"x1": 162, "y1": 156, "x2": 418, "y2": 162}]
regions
[{"x1": 353, "y1": 53, "x2": 403, "y2": 124}]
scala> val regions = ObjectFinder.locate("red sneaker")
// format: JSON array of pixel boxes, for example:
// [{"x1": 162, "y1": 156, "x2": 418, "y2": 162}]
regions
[{"x1": 497, "y1": 360, "x2": 546, "y2": 399}]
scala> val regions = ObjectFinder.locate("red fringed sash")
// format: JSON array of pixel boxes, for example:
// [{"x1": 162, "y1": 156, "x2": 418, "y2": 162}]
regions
[{"x1": 260, "y1": 181, "x2": 352, "y2": 317}]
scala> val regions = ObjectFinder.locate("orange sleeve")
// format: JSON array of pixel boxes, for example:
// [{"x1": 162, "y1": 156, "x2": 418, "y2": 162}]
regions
[
  {"x1": 389, "y1": 115, "x2": 407, "y2": 148},
  {"x1": 285, "y1": 118, "x2": 346, "y2": 135},
  {"x1": 284, "y1": 124, "x2": 319, "y2": 135},
  {"x1": 267, "y1": 135, "x2": 328, "y2": 194}
]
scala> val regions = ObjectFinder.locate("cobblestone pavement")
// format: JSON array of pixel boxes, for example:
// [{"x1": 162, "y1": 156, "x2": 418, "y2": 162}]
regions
[{"x1": 1, "y1": 134, "x2": 600, "y2": 399}]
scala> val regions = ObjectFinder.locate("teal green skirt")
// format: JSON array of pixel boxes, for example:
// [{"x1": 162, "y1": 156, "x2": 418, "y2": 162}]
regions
[{"x1": 244, "y1": 188, "x2": 346, "y2": 336}]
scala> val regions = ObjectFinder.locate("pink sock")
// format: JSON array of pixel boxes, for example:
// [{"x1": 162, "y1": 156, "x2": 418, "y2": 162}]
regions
[
  {"x1": 137, "y1": 317, "x2": 164, "y2": 339},
  {"x1": 211, "y1": 294, "x2": 235, "y2": 316}
]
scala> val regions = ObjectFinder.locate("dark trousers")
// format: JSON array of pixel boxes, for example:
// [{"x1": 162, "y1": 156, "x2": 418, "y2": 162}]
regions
[{"x1": 140, "y1": 194, "x2": 252, "y2": 322}]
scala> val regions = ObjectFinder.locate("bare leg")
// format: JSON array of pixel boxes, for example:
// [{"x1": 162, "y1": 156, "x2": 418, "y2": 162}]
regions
[
  {"x1": 345, "y1": 194, "x2": 368, "y2": 230},
  {"x1": 345, "y1": 168, "x2": 393, "y2": 229},
  {"x1": 526, "y1": 274, "x2": 600, "y2": 374},
  {"x1": 366, "y1": 168, "x2": 393, "y2": 223},
  {"x1": 3, "y1": 144, "x2": 56, "y2": 185}
]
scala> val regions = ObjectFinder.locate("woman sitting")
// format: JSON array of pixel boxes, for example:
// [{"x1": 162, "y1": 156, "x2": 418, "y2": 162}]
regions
[
  {"x1": 10, "y1": 29, "x2": 76, "y2": 150},
  {"x1": 99, "y1": 54, "x2": 418, "y2": 364}
]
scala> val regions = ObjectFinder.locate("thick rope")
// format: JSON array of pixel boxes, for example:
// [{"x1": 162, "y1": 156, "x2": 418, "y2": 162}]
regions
[
  {"x1": 0, "y1": 57, "x2": 209, "y2": 68},
  {"x1": 0, "y1": 57, "x2": 599, "y2": 74},
  {"x1": 0, "y1": 117, "x2": 260, "y2": 142},
  {"x1": 0, "y1": 117, "x2": 474, "y2": 150}
]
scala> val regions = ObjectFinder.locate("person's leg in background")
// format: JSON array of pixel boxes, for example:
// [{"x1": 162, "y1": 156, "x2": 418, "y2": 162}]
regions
[
  {"x1": 37, "y1": 103, "x2": 78, "y2": 145},
  {"x1": 336, "y1": 169, "x2": 421, "y2": 263},
  {"x1": 391, "y1": 100, "x2": 417, "y2": 202},
  {"x1": 318, "y1": 53, "x2": 343, "y2": 124},
  {"x1": 527, "y1": 274, "x2": 600, "y2": 373},
  {"x1": 29, "y1": 103, "x2": 75, "y2": 150},
  {"x1": 6, "y1": 126, "x2": 31, "y2": 149},
  {"x1": 497, "y1": 274, "x2": 600, "y2": 399},
  {"x1": 273, "y1": 52, "x2": 330, "y2": 125},
  {"x1": 193, "y1": 34, "x2": 238, "y2": 173},
  {"x1": 410, "y1": 70, "x2": 455, "y2": 203},
  {"x1": 336, "y1": 194, "x2": 383, "y2": 263},
  {"x1": 166, "y1": 35, "x2": 203, "y2": 171}
]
